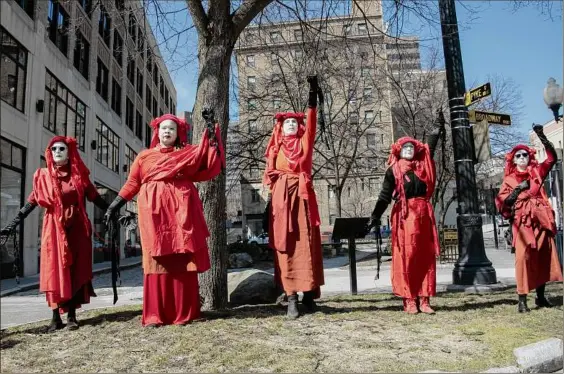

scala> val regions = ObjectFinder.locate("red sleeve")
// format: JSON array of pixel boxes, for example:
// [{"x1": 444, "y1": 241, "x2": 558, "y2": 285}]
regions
[
  {"x1": 536, "y1": 150, "x2": 556, "y2": 181},
  {"x1": 302, "y1": 107, "x2": 317, "y2": 162},
  {"x1": 495, "y1": 179, "x2": 513, "y2": 219},
  {"x1": 85, "y1": 180, "x2": 99, "y2": 201},
  {"x1": 119, "y1": 155, "x2": 142, "y2": 200},
  {"x1": 27, "y1": 169, "x2": 42, "y2": 204},
  {"x1": 191, "y1": 125, "x2": 225, "y2": 182}
]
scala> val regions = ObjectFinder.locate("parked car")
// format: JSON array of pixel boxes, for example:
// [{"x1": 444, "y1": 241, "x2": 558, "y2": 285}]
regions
[{"x1": 248, "y1": 233, "x2": 269, "y2": 246}]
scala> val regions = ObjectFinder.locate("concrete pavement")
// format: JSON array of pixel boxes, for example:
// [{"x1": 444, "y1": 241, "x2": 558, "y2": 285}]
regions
[{"x1": 1, "y1": 232, "x2": 518, "y2": 329}]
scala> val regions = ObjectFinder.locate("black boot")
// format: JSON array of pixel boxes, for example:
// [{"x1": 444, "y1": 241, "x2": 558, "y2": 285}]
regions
[
  {"x1": 518, "y1": 294, "x2": 531, "y2": 313},
  {"x1": 535, "y1": 284, "x2": 554, "y2": 308},
  {"x1": 47, "y1": 309, "x2": 64, "y2": 333},
  {"x1": 302, "y1": 291, "x2": 317, "y2": 313},
  {"x1": 287, "y1": 294, "x2": 299, "y2": 319},
  {"x1": 66, "y1": 306, "x2": 79, "y2": 330}
]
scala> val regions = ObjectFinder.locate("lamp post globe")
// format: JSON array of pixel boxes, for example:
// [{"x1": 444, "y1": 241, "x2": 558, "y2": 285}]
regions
[{"x1": 543, "y1": 77, "x2": 564, "y2": 121}]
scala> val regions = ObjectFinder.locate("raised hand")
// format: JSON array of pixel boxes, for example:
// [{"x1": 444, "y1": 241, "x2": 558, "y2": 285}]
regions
[{"x1": 532, "y1": 123, "x2": 545, "y2": 137}]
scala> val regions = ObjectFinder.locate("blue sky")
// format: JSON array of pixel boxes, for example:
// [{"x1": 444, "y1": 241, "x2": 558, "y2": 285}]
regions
[{"x1": 166, "y1": 1, "x2": 562, "y2": 135}]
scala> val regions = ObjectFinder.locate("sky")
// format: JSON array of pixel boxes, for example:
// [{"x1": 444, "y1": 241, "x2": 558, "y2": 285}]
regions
[{"x1": 165, "y1": 1, "x2": 563, "y2": 136}]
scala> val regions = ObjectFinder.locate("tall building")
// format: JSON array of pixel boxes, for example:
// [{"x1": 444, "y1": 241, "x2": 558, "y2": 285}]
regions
[
  {"x1": 1, "y1": 0, "x2": 177, "y2": 278},
  {"x1": 232, "y1": 0, "x2": 435, "y2": 235}
]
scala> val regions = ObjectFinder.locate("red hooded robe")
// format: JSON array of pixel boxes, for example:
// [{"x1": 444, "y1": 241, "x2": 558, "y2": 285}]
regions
[
  {"x1": 388, "y1": 137, "x2": 439, "y2": 299},
  {"x1": 495, "y1": 144, "x2": 562, "y2": 294},
  {"x1": 29, "y1": 136, "x2": 99, "y2": 311},
  {"x1": 263, "y1": 109, "x2": 324, "y2": 297},
  {"x1": 118, "y1": 114, "x2": 224, "y2": 325}
]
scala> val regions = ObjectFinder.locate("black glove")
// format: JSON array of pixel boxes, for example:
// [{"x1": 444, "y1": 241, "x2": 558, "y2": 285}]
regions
[
  {"x1": 504, "y1": 180, "x2": 529, "y2": 207},
  {"x1": 365, "y1": 218, "x2": 381, "y2": 235},
  {"x1": 307, "y1": 75, "x2": 318, "y2": 108},
  {"x1": 1, "y1": 202, "x2": 36, "y2": 235},
  {"x1": 532, "y1": 123, "x2": 545, "y2": 138},
  {"x1": 533, "y1": 123, "x2": 557, "y2": 161},
  {"x1": 104, "y1": 196, "x2": 127, "y2": 228},
  {"x1": 93, "y1": 194, "x2": 109, "y2": 211}
]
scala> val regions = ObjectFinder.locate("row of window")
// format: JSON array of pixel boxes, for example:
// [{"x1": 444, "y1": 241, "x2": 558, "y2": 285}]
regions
[{"x1": 1, "y1": 27, "x2": 27, "y2": 112}]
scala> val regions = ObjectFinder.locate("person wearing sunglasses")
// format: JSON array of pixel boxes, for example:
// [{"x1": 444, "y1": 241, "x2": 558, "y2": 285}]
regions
[
  {"x1": 1, "y1": 136, "x2": 109, "y2": 332},
  {"x1": 496, "y1": 124, "x2": 562, "y2": 313}
]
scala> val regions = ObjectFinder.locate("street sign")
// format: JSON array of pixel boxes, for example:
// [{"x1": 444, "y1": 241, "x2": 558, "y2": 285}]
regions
[
  {"x1": 468, "y1": 110, "x2": 512, "y2": 126},
  {"x1": 465, "y1": 82, "x2": 491, "y2": 106},
  {"x1": 443, "y1": 229, "x2": 458, "y2": 242}
]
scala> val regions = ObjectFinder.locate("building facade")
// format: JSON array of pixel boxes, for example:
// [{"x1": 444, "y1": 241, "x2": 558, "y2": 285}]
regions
[
  {"x1": 1, "y1": 0, "x2": 176, "y2": 278},
  {"x1": 231, "y1": 0, "x2": 439, "y2": 237}
]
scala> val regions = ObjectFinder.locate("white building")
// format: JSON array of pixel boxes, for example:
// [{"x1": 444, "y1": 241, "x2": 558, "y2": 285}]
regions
[{"x1": 1, "y1": 0, "x2": 177, "y2": 278}]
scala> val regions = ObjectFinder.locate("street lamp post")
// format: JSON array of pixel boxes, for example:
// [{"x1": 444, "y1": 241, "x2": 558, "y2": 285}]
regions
[
  {"x1": 543, "y1": 78, "x2": 564, "y2": 122},
  {"x1": 438, "y1": 0, "x2": 497, "y2": 284}
]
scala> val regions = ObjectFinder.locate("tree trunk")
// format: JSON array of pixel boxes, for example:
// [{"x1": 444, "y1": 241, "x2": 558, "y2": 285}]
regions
[
  {"x1": 335, "y1": 188, "x2": 342, "y2": 217},
  {"x1": 192, "y1": 37, "x2": 234, "y2": 310}
]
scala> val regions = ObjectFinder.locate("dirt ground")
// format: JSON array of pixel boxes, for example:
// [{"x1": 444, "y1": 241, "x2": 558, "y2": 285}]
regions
[{"x1": 1, "y1": 284, "x2": 562, "y2": 373}]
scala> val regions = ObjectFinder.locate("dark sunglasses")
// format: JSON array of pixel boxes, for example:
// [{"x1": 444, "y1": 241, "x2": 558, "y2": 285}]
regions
[
  {"x1": 514, "y1": 152, "x2": 529, "y2": 159},
  {"x1": 51, "y1": 146, "x2": 67, "y2": 152}
]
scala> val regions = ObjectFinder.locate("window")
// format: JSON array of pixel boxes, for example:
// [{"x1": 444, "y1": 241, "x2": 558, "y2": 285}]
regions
[
  {"x1": 245, "y1": 54, "x2": 255, "y2": 67},
  {"x1": 248, "y1": 119, "x2": 257, "y2": 132},
  {"x1": 113, "y1": 31, "x2": 123, "y2": 66},
  {"x1": 73, "y1": 32, "x2": 90, "y2": 79},
  {"x1": 294, "y1": 29, "x2": 303, "y2": 41},
  {"x1": 329, "y1": 187, "x2": 334, "y2": 199},
  {"x1": 152, "y1": 97, "x2": 157, "y2": 118},
  {"x1": 153, "y1": 67, "x2": 158, "y2": 85},
  {"x1": 247, "y1": 98, "x2": 256, "y2": 110},
  {"x1": 164, "y1": 88, "x2": 169, "y2": 108},
  {"x1": 128, "y1": 14, "x2": 137, "y2": 43},
  {"x1": 343, "y1": 25, "x2": 351, "y2": 35},
  {"x1": 270, "y1": 31, "x2": 281, "y2": 43},
  {"x1": 95, "y1": 118, "x2": 120, "y2": 172},
  {"x1": 125, "y1": 98, "x2": 134, "y2": 131},
  {"x1": 381, "y1": 134, "x2": 384, "y2": 144},
  {"x1": 98, "y1": 4, "x2": 111, "y2": 47},
  {"x1": 137, "y1": 28, "x2": 144, "y2": 51},
  {"x1": 358, "y1": 23, "x2": 367, "y2": 35},
  {"x1": 247, "y1": 76, "x2": 256, "y2": 91},
  {"x1": 95, "y1": 59, "x2": 109, "y2": 102},
  {"x1": 126, "y1": 59, "x2": 135, "y2": 84},
  {"x1": 47, "y1": 0, "x2": 69, "y2": 56},
  {"x1": 146, "y1": 52, "x2": 153, "y2": 74},
  {"x1": 350, "y1": 112, "x2": 359, "y2": 124},
  {"x1": 250, "y1": 189, "x2": 260, "y2": 203},
  {"x1": 366, "y1": 134, "x2": 376, "y2": 148},
  {"x1": 361, "y1": 67, "x2": 370, "y2": 77},
  {"x1": 135, "y1": 110, "x2": 143, "y2": 140},
  {"x1": 294, "y1": 49, "x2": 303, "y2": 60},
  {"x1": 270, "y1": 53, "x2": 278, "y2": 64},
  {"x1": 43, "y1": 70, "x2": 86, "y2": 150},
  {"x1": 249, "y1": 166, "x2": 259, "y2": 179},
  {"x1": 0, "y1": 27, "x2": 28, "y2": 112},
  {"x1": 136, "y1": 69, "x2": 143, "y2": 98},
  {"x1": 364, "y1": 110, "x2": 374, "y2": 122},
  {"x1": 145, "y1": 85, "x2": 152, "y2": 111},
  {"x1": 273, "y1": 98, "x2": 281, "y2": 109},
  {"x1": 114, "y1": 0, "x2": 124, "y2": 11},
  {"x1": 145, "y1": 123, "x2": 151, "y2": 148},
  {"x1": 363, "y1": 87, "x2": 373, "y2": 100},
  {"x1": 124, "y1": 145, "x2": 137, "y2": 177},
  {"x1": 369, "y1": 178, "x2": 377, "y2": 190},
  {"x1": 159, "y1": 108, "x2": 163, "y2": 117},
  {"x1": 159, "y1": 77, "x2": 164, "y2": 98},
  {"x1": 271, "y1": 73, "x2": 281, "y2": 82},
  {"x1": 111, "y1": 78, "x2": 122, "y2": 116},
  {"x1": 13, "y1": 0, "x2": 35, "y2": 18}
]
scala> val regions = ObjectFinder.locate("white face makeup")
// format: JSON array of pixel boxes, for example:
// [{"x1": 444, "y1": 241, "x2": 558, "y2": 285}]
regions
[
  {"x1": 51, "y1": 141, "x2": 69, "y2": 165},
  {"x1": 400, "y1": 142, "x2": 415, "y2": 160},
  {"x1": 513, "y1": 150, "x2": 530, "y2": 170},
  {"x1": 282, "y1": 118, "x2": 298, "y2": 136},
  {"x1": 158, "y1": 120, "x2": 178, "y2": 147}
]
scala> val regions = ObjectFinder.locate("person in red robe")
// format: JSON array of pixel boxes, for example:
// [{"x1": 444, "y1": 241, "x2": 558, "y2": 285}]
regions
[
  {"x1": 495, "y1": 124, "x2": 562, "y2": 312},
  {"x1": 366, "y1": 117, "x2": 444, "y2": 314},
  {"x1": 262, "y1": 76, "x2": 324, "y2": 319},
  {"x1": 1, "y1": 136, "x2": 109, "y2": 332},
  {"x1": 104, "y1": 114, "x2": 224, "y2": 327}
]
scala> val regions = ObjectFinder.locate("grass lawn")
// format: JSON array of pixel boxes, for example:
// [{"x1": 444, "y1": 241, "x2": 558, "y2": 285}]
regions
[{"x1": 1, "y1": 284, "x2": 562, "y2": 373}]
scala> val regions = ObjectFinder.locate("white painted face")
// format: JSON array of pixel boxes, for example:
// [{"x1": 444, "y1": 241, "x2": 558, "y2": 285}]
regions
[
  {"x1": 51, "y1": 141, "x2": 69, "y2": 165},
  {"x1": 282, "y1": 118, "x2": 298, "y2": 136},
  {"x1": 513, "y1": 150, "x2": 530, "y2": 170},
  {"x1": 158, "y1": 120, "x2": 178, "y2": 147},
  {"x1": 400, "y1": 142, "x2": 415, "y2": 160}
]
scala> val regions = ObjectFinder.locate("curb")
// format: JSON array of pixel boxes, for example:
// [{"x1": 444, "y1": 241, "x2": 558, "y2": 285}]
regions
[
  {"x1": 420, "y1": 338, "x2": 564, "y2": 373},
  {"x1": 0, "y1": 260, "x2": 142, "y2": 297}
]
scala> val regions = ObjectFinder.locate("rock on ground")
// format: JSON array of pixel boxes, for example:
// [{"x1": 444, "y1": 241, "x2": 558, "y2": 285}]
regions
[
  {"x1": 228, "y1": 269, "x2": 279, "y2": 305},
  {"x1": 228, "y1": 253, "x2": 253, "y2": 269},
  {"x1": 514, "y1": 338, "x2": 563, "y2": 373}
]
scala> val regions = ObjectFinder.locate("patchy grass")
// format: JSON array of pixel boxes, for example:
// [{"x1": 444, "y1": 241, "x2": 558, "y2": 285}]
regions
[{"x1": 1, "y1": 284, "x2": 562, "y2": 373}]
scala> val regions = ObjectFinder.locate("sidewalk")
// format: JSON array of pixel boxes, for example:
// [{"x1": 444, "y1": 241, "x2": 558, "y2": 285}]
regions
[{"x1": 0, "y1": 256, "x2": 142, "y2": 297}]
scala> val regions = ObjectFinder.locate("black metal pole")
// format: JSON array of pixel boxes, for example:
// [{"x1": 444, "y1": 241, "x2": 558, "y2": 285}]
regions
[
  {"x1": 348, "y1": 236, "x2": 357, "y2": 295},
  {"x1": 439, "y1": 0, "x2": 496, "y2": 284}
]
